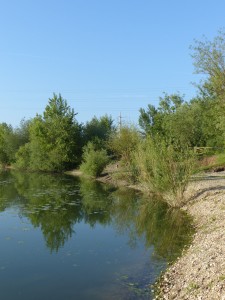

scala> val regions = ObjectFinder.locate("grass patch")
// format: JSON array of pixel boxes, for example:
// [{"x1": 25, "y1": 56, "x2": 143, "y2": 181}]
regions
[
  {"x1": 197, "y1": 152, "x2": 225, "y2": 172},
  {"x1": 219, "y1": 275, "x2": 225, "y2": 281},
  {"x1": 187, "y1": 282, "x2": 200, "y2": 291}
]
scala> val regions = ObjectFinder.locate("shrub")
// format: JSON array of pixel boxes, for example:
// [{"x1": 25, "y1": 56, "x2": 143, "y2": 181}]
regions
[
  {"x1": 14, "y1": 143, "x2": 31, "y2": 170},
  {"x1": 80, "y1": 142, "x2": 109, "y2": 177},
  {"x1": 108, "y1": 125, "x2": 141, "y2": 165},
  {"x1": 134, "y1": 136, "x2": 195, "y2": 207}
]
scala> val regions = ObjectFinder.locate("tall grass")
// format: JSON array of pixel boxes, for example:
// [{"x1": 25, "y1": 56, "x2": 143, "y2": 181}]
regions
[{"x1": 133, "y1": 137, "x2": 195, "y2": 207}]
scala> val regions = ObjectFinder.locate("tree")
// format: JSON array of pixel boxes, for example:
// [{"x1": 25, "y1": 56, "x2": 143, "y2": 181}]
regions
[
  {"x1": 191, "y1": 30, "x2": 225, "y2": 144},
  {"x1": 82, "y1": 115, "x2": 115, "y2": 149},
  {"x1": 139, "y1": 93, "x2": 185, "y2": 138},
  {"x1": 108, "y1": 125, "x2": 141, "y2": 164},
  {"x1": 0, "y1": 120, "x2": 31, "y2": 167},
  {"x1": 191, "y1": 30, "x2": 225, "y2": 99},
  {"x1": 14, "y1": 118, "x2": 31, "y2": 146},
  {"x1": 0, "y1": 123, "x2": 12, "y2": 166},
  {"x1": 15, "y1": 94, "x2": 82, "y2": 171},
  {"x1": 139, "y1": 104, "x2": 161, "y2": 136},
  {"x1": 138, "y1": 92, "x2": 223, "y2": 147}
]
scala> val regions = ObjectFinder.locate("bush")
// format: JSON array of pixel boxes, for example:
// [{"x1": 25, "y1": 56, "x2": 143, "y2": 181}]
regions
[
  {"x1": 108, "y1": 125, "x2": 141, "y2": 165},
  {"x1": 134, "y1": 136, "x2": 195, "y2": 207},
  {"x1": 80, "y1": 142, "x2": 109, "y2": 177},
  {"x1": 14, "y1": 143, "x2": 31, "y2": 170}
]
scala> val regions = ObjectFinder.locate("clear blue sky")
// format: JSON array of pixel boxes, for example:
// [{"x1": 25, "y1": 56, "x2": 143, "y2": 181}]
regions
[{"x1": 0, "y1": 0, "x2": 224, "y2": 127}]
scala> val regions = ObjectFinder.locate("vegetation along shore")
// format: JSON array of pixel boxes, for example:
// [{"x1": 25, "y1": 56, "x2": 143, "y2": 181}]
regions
[
  {"x1": 69, "y1": 164, "x2": 225, "y2": 299},
  {"x1": 0, "y1": 31, "x2": 225, "y2": 298}
]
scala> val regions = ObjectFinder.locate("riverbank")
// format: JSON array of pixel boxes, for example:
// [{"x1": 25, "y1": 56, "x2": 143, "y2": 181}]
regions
[
  {"x1": 155, "y1": 172, "x2": 225, "y2": 299},
  {"x1": 67, "y1": 167, "x2": 225, "y2": 299}
]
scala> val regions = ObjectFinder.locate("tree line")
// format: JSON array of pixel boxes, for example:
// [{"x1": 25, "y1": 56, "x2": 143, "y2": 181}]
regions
[{"x1": 1, "y1": 31, "x2": 225, "y2": 206}]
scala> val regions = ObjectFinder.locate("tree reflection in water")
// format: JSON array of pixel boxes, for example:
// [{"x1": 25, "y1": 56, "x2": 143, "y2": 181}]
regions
[{"x1": 0, "y1": 170, "x2": 193, "y2": 258}]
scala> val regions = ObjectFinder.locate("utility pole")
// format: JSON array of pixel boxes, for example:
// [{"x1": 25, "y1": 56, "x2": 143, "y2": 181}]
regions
[{"x1": 119, "y1": 112, "x2": 122, "y2": 132}]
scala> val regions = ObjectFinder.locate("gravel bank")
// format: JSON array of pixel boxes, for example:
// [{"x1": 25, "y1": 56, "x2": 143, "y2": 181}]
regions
[{"x1": 156, "y1": 173, "x2": 225, "y2": 299}]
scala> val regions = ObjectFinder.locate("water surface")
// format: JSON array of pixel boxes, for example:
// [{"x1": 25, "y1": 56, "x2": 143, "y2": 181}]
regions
[{"x1": 0, "y1": 171, "x2": 192, "y2": 299}]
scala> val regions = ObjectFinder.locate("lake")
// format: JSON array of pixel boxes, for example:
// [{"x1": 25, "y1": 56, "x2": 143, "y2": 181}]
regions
[{"x1": 0, "y1": 170, "x2": 192, "y2": 299}]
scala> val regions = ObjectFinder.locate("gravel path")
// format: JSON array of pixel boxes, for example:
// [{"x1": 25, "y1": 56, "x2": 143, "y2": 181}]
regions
[{"x1": 155, "y1": 174, "x2": 225, "y2": 299}]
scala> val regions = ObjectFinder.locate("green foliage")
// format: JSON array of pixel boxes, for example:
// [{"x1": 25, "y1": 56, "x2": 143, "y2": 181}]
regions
[
  {"x1": 108, "y1": 125, "x2": 141, "y2": 164},
  {"x1": 0, "y1": 119, "x2": 31, "y2": 168},
  {"x1": 139, "y1": 93, "x2": 184, "y2": 137},
  {"x1": 0, "y1": 123, "x2": 10, "y2": 166},
  {"x1": 139, "y1": 91, "x2": 224, "y2": 148},
  {"x1": 15, "y1": 94, "x2": 82, "y2": 172},
  {"x1": 80, "y1": 142, "x2": 109, "y2": 177},
  {"x1": 14, "y1": 119, "x2": 31, "y2": 147},
  {"x1": 191, "y1": 30, "x2": 225, "y2": 143},
  {"x1": 14, "y1": 143, "x2": 31, "y2": 170},
  {"x1": 139, "y1": 93, "x2": 198, "y2": 146},
  {"x1": 191, "y1": 30, "x2": 225, "y2": 99},
  {"x1": 133, "y1": 137, "x2": 195, "y2": 207},
  {"x1": 0, "y1": 123, "x2": 15, "y2": 166},
  {"x1": 82, "y1": 115, "x2": 115, "y2": 149}
]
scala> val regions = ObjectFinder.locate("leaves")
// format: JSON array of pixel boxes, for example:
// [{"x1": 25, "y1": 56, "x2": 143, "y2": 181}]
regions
[{"x1": 15, "y1": 94, "x2": 82, "y2": 172}]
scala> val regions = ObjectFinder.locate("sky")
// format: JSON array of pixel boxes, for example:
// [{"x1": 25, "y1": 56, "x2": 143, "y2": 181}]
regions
[{"x1": 0, "y1": 0, "x2": 225, "y2": 127}]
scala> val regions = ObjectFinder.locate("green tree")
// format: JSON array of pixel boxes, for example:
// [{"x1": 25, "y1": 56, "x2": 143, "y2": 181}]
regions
[
  {"x1": 0, "y1": 120, "x2": 31, "y2": 167},
  {"x1": 190, "y1": 97, "x2": 224, "y2": 148},
  {"x1": 15, "y1": 143, "x2": 31, "y2": 170},
  {"x1": 0, "y1": 123, "x2": 15, "y2": 166},
  {"x1": 139, "y1": 104, "x2": 162, "y2": 137},
  {"x1": 191, "y1": 30, "x2": 225, "y2": 143},
  {"x1": 161, "y1": 101, "x2": 203, "y2": 146},
  {"x1": 82, "y1": 115, "x2": 115, "y2": 149},
  {"x1": 15, "y1": 94, "x2": 82, "y2": 171},
  {"x1": 0, "y1": 123, "x2": 11, "y2": 166},
  {"x1": 139, "y1": 93, "x2": 184, "y2": 138},
  {"x1": 191, "y1": 30, "x2": 225, "y2": 99},
  {"x1": 108, "y1": 125, "x2": 141, "y2": 164},
  {"x1": 14, "y1": 118, "x2": 31, "y2": 146},
  {"x1": 138, "y1": 92, "x2": 224, "y2": 148}
]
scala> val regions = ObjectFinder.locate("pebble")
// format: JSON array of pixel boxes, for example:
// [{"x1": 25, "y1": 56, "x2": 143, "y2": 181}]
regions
[{"x1": 155, "y1": 176, "x2": 225, "y2": 299}]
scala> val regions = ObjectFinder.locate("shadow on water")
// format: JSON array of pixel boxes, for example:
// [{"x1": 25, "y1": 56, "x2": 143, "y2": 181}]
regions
[{"x1": 0, "y1": 170, "x2": 193, "y2": 299}]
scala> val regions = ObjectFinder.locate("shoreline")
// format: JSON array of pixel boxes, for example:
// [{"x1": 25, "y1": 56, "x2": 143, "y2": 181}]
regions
[
  {"x1": 66, "y1": 168, "x2": 225, "y2": 299},
  {"x1": 155, "y1": 173, "x2": 225, "y2": 299}
]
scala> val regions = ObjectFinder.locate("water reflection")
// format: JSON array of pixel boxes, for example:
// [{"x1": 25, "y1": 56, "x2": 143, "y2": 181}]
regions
[
  {"x1": 0, "y1": 170, "x2": 192, "y2": 260},
  {"x1": 11, "y1": 171, "x2": 83, "y2": 252},
  {"x1": 79, "y1": 178, "x2": 113, "y2": 227},
  {"x1": 110, "y1": 189, "x2": 193, "y2": 261}
]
